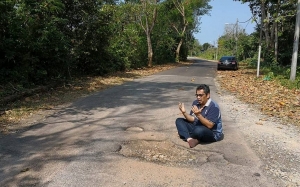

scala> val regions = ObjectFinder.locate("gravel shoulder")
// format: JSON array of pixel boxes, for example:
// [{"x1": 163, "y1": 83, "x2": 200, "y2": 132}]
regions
[{"x1": 215, "y1": 77, "x2": 300, "y2": 187}]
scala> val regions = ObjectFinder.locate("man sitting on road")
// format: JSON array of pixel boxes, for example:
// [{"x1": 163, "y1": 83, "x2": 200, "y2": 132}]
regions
[{"x1": 175, "y1": 84, "x2": 224, "y2": 148}]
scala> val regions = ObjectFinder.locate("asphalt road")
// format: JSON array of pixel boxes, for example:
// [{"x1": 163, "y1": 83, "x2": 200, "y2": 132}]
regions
[{"x1": 0, "y1": 58, "x2": 283, "y2": 187}]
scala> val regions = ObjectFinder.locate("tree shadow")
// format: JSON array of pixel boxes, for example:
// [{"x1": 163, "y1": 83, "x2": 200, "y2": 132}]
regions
[{"x1": 0, "y1": 60, "x2": 218, "y2": 186}]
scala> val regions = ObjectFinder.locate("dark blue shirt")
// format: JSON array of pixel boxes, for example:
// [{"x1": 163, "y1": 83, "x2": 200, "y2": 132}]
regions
[{"x1": 189, "y1": 99, "x2": 223, "y2": 141}]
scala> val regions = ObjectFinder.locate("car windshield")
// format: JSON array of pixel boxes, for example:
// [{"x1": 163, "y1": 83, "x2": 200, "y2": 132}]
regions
[{"x1": 220, "y1": 56, "x2": 234, "y2": 61}]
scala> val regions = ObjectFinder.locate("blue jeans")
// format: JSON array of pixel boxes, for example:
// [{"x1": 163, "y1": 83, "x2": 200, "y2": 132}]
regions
[{"x1": 175, "y1": 118, "x2": 216, "y2": 143}]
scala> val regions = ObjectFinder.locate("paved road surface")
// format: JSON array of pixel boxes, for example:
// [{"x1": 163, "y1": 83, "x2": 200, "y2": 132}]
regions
[{"x1": 0, "y1": 58, "x2": 283, "y2": 186}]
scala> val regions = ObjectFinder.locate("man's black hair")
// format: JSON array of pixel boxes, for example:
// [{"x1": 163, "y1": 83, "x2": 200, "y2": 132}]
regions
[{"x1": 196, "y1": 84, "x2": 210, "y2": 94}]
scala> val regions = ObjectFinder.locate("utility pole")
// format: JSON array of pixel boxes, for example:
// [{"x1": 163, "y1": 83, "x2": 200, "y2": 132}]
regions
[
  {"x1": 290, "y1": 0, "x2": 300, "y2": 81},
  {"x1": 216, "y1": 38, "x2": 219, "y2": 60},
  {"x1": 257, "y1": 14, "x2": 264, "y2": 77},
  {"x1": 235, "y1": 19, "x2": 238, "y2": 57},
  {"x1": 213, "y1": 40, "x2": 217, "y2": 60}
]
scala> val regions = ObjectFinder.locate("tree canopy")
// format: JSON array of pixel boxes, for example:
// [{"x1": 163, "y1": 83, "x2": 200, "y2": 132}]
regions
[{"x1": 0, "y1": 0, "x2": 211, "y2": 87}]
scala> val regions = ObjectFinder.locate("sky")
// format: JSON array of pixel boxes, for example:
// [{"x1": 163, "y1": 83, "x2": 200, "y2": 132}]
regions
[{"x1": 194, "y1": 0, "x2": 257, "y2": 45}]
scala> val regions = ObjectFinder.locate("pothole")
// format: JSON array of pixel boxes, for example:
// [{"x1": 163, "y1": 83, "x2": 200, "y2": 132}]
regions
[
  {"x1": 119, "y1": 140, "x2": 226, "y2": 167},
  {"x1": 125, "y1": 126, "x2": 144, "y2": 132}
]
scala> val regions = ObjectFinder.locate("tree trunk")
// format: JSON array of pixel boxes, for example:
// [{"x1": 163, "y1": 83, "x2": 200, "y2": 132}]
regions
[
  {"x1": 175, "y1": 38, "x2": 183, "y2": 62},
  {"x1": 290, "y1": 0, "x2": 300, "y2": 81},
  {"x1": 261, "y1": 1, "x2": 270, "y2": 49},
  {"x1": 274, "y1": 21, "x2": 278, "y2": 63},
  {"x1": 139, "y1": 0, "x2": 157, "y2": 67},
  {"x1": 270, "y1": 22, "x2": 274, "y2": 49},
  {"x1": 147, "y1": 32, "x2": 153, "y2": 67},
  {"x1": 172, "y1": 0, "x2": 188, "y2": 63},
  {"x1": 274, "y1": 0, "x2": 280, "y2": 63}
]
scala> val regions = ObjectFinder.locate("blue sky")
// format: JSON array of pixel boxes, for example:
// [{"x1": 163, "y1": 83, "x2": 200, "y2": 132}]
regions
[{"x1": 194, "y1": 0, "x2": 257, "y2": 45}]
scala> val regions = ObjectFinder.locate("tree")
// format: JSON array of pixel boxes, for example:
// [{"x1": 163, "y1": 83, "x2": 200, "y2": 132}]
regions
[
  {"x1": 103, "y1": 3, "x2": 148, "y2": 70},
  {"x1": 202, "y1": 42, "x2": 212, "y2": 50},
  {"x1": 1, "y1": 0, "x2": 70, "y2": 83},
  {"x1": 135, "y1": 0, "x2": 158, "y2": 67},
  {"x1": 0, "y1": 0, "x2": 210, "y2": 87},
  {"x1": 164, "y1": 0, "x2": 210, "y2": 62},
  {"x1": 171, "y1": 0, "x2": 189, "y2": 62},
  {"x1": 236, "y1": 0, "x2": 297, "y2": 66},
  {"x1": 290, "y1": 0, "x2": 300, "y2": 81},
  {"x1": 60, "y1": 0, "x2": 115, "y2": 75},
  {"x1": 190, "y1": 39, "x2": 202, "y2": 56}
]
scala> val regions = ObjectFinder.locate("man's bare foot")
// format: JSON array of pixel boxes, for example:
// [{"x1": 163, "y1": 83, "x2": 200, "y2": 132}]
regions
[{"x1": 187, "y1": 138, "x2": 199, "y2": 148}]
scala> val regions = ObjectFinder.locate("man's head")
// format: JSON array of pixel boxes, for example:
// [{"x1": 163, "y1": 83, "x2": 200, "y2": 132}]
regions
[{"x1": 195, "y1": 84, "x2": 210, "y2": 106}]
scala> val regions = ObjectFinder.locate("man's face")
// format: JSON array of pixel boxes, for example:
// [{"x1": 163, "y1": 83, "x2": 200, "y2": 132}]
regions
[{"x1": 195, "y1": 89, "x2": 210, "y2": 105}]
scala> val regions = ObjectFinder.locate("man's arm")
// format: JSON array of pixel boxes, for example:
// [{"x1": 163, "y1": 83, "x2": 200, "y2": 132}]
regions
[
  {"x1": 182, "y1": 111, "x2": 195, "y2": 123},
  {"x1": 179, "y1": 102, "x2": 195, "y2": 123},
  {"x1": 195, "y1": 113, "x2": 214, "y2": 129},
  {"x1": 192, "y1": 105, "x2": 214, "y2": 129}
]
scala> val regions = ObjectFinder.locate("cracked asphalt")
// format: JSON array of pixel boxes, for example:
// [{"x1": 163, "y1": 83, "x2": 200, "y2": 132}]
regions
[{"x1": 0, "y1": 58, "x2": 286, "y2": 187}]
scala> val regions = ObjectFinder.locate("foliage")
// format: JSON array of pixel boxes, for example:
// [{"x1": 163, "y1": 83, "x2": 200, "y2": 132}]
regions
[
  {"x1": 235, "y1": 0, "x2": 299, "y2": 79},
  {"x1": 200, "y1": 0, "x2": 299, "y2": 81},
  {"x1": 198, "y1": 47, "x2": 216, "y2": 60},
  {"x1": 102, "y1": 4, "x2": 147, "y2": 70},
  {"x1": 1, "y1": 0, "x2": 299, "y2": 90},
  {"x1": 260, "y1": 65, "x2": 300, "y2": 88},
  {"x1": 201, "y1": 43, "x2": 212, "y2": 51},
  {"x1": 0, "y1": 0, "x2": 211, "y2": 88},
  {"x1": 0, "y1": 0, "x2": 115, "y2": 85},
  {"x1": 161, "y1": 0, "x2": 211, "y2": 62}
]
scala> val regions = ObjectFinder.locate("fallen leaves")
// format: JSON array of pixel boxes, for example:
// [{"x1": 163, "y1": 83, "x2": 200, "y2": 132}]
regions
[{"x1": 217, "y1": 69, "x2": 300, "y2": 127}]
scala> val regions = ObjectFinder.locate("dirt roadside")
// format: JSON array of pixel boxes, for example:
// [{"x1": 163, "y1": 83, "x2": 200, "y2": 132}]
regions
[{"x1": 215, "y1": 77, "x2": 300, "y2": 187}]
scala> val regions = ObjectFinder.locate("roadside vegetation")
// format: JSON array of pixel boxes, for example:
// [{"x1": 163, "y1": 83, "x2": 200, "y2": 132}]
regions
[
  {"x1": 0, "y1": 0, "x2": 210, "y2": 132},
  {"x1": 217, "y1": 62, "x2": 300, "y2": 127},
  {"x1": 197, "y1": 1, "x2": 300, "y2": 88},
  {"x1": 0, "y1": 0, "x2": 210, "y2": 89}
]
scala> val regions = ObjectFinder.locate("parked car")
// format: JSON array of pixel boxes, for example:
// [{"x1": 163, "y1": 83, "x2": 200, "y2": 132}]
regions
[{"x1": 217, "y1": 56, "x2": 238, "y2": 70}]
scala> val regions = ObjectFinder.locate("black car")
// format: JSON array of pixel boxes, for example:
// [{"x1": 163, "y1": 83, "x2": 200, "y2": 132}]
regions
[{"x1": 217, "y1": 56, "x2": 238, "y2": 70}]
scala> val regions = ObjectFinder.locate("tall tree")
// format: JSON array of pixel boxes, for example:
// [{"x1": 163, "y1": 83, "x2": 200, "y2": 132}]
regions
[
  {"x1": 165, "y1": 0, "x2": 210, "y2": 62},
  {"x1": 290, "y1": 0, "x2": 300, "y2": 81},
  {"x1": 136, "y1": 0, "x2": 158, "y2": 67},
  {"x1": 171, "y1": 0, "x2": 189, "y2": 62}
]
